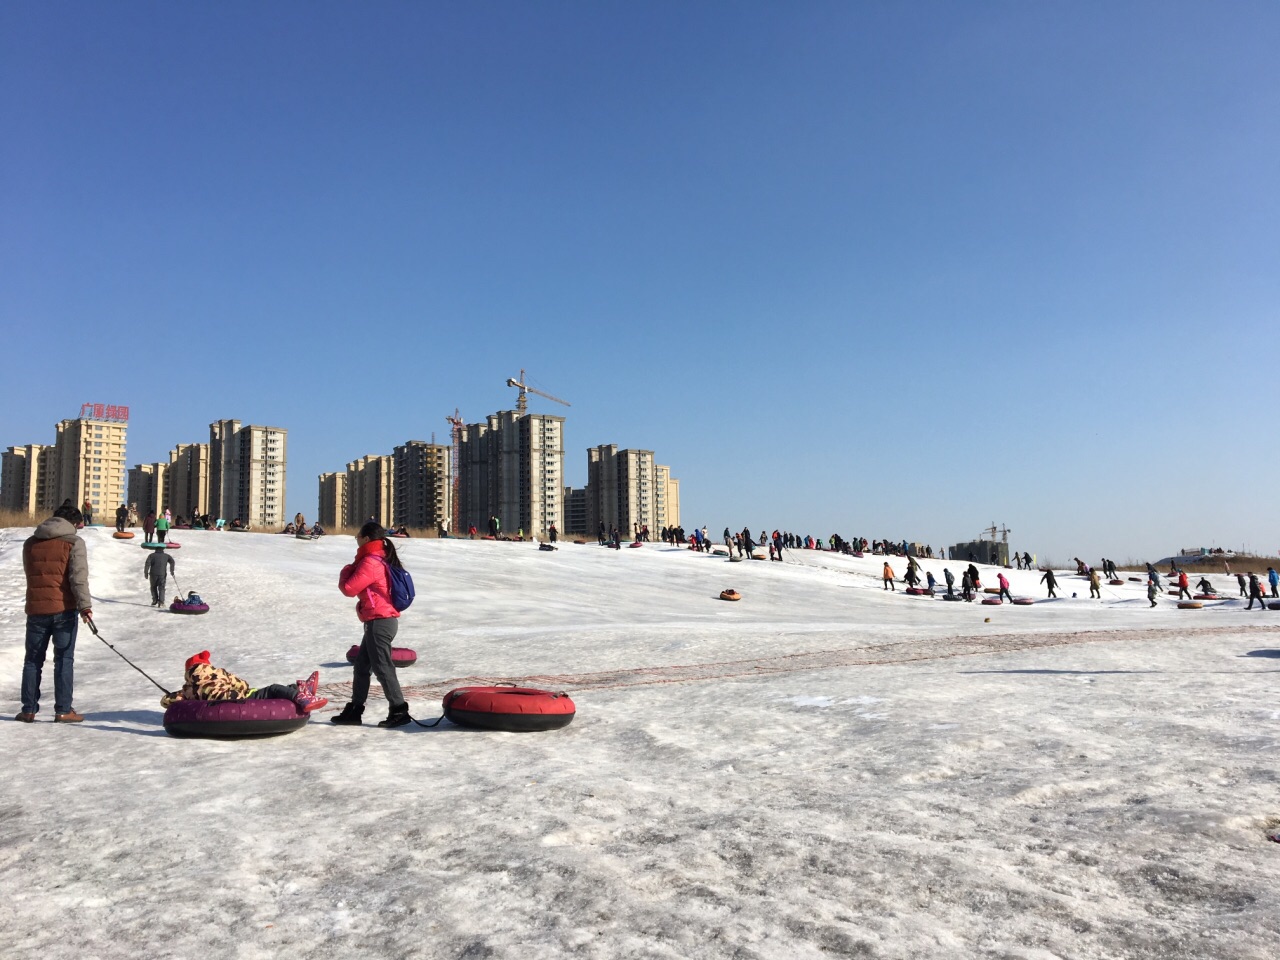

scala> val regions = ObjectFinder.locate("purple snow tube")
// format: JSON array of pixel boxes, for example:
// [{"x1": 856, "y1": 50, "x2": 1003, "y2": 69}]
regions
[
  {"x1": 163, "y1": 699, "x2": 309, "y2": 738},
  {"x1": 169, "y1": 601, "x2": 210, "y2": 615},
  {"x1": 345, "y1": 645, "x2": 417, "y2": 667}
]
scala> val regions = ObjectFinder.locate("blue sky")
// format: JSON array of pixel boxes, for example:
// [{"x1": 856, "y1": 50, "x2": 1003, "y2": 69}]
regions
[{"x1": 3, "y1": 1, "x2": 1277, "y2": 562}]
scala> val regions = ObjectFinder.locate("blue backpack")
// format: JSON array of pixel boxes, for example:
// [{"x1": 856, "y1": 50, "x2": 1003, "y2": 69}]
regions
[{"x1": 383, "y1": 559, "x2": 415, "y2": 612}]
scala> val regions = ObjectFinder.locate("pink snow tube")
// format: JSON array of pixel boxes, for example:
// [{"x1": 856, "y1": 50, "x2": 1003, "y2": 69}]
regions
[
  {"x1": 981, "y1": 597, "x2": 1003, "y2": 606},
  {"x1": 345, "y1": 645, "x2": 417, "y2": 668},
  {"x1": 170, "y1": 600, "x2": 209, "y2": 615}
]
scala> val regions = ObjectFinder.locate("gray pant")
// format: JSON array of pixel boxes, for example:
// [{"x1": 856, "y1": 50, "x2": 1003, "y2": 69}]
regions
[
  {"x1": 351, "y1": 617, "x2": 404, "y2": 707},
  {"x1": 150, "y1": 576, "x2": 167, "y2": 605},
  {"x1": 250, "y1": 684, "x2": 298, "y2": 700}
]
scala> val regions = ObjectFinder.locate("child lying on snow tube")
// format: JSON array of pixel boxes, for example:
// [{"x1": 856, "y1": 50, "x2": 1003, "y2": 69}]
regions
[{"x1": 160, "y1": 650, "x2": 327, "y2": 714}]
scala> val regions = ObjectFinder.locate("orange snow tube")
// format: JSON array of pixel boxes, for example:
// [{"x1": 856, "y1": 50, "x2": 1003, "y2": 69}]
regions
[
  {"x1": 1177, "y1": 601, "x2": 1203, "y2": 610},
  {"x1": 720, "y1": 589, "x2": 741, "y2": 601},
  {"x1": 113, "y1": 531, "x2": 135, "y2": 540}
]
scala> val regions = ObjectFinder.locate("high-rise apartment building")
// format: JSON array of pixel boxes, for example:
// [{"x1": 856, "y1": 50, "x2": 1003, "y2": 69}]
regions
[
  {"x1": 208, "y1": 420, "x2": 287, "y2": 529},
  {"x1": 392, "y1": 441, "x2": 451, "y2": 531},
  {"x1": 317, "y1": 472, "x2": 346, "y2": 529},
  {"x1": 1, "y1": 444, "x2": 52, "y2": 515},
  {"x1": 128, "y1": 462, "x2": 167, "y2": 517},
  {"x1": 53, "y1": 416, "x2": 129, "y2": 518},
  {"x1": 167, "y1": 443, "x2": 210, "y2": 520},
  {"x1": 562, "y1": 485, "x2": 588, "y2": 538},
  {"x1": 345, "y1": 455, "x2": 394, "y2": 528},
  {"x1": 654, "y1": 464, "x2": 679, "y2": 531},
  {"x1": 459, "y1": 410, "x2": 564, "y2": 539},
  {"x1": 586, "y1": 445, "x2": 665, "y2": 537}
]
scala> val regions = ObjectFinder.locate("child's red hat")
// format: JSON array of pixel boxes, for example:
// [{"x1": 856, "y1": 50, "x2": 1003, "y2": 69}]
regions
[{"x1": 185, "y1": 650, "x2": 211, "y2": 670}]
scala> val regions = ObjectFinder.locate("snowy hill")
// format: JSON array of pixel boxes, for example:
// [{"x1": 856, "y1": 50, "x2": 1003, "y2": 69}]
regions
[{"x1": 2, "y1": 527, "x2": 1279, "y2": 959}]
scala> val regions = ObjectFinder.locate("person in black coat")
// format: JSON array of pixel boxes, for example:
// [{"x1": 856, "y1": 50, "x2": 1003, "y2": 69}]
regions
[{"x1": 1040, "y1": 568, "x2": 1059, "y2": 598}]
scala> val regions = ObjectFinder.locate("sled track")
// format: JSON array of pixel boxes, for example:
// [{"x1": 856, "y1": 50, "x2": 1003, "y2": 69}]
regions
[{"x1": 320, "y1": 624, "x2": 1280, "y2": 702}]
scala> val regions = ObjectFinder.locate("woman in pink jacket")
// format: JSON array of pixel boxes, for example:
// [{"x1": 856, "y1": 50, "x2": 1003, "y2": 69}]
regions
[{"x1": 330, "y1": 520, "x2": 410, "y2": 728}]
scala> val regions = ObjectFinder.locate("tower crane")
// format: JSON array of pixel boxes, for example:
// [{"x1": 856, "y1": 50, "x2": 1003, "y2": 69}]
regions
[{"x1": 505, "y1": 369, "x2": 570, "y2": 414}]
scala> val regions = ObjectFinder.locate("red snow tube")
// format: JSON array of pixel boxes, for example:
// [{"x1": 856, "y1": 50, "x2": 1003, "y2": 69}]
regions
[
  {"x1": 1127, "y1": 577, "x2": 1142, "y2": 582},
  {"x1": 1193, "y1": 594, "x2": 1220, "y2": 600},
  {"x1": 163, "y1": 699, "x2": 308, "y2": 738},
  {"x1": 1177, "y1": 601, "x2": 1203, "y2": 610},
  {"x1": 170, "y1": 600, "x2": 209, "y2": 614},
  {"x1": 629, "y1": 541, "x2": 643, "y2": 548},
  {"x1": 981, "y1": 597, "x2": 1003, "y2": 605},
  {"x1": 1108, "y1": 579, "x2": 1124, "y2": 586},
  {"x1": 904, "y1": 587, "x2": 930, "y2": 596},
  {"x1": 345, "y1": 645, "x2": 417, "y2": 667},
  {"x1": 983, "y1": 587, "x2": 1001, "y2": 594},
  {"x1": 113, "y1": 531, "x2": 135, "y2": 540},
  {"x1": 1012, "y1": 597, "x2": 1035, "y2": 606},
  {"x1": 442, "y1": 686, "x2": 575, "y2": 732}
]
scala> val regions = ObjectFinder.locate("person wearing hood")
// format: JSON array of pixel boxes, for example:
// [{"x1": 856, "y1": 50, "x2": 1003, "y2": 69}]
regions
[
  {"x1": 18, "y1": 505, "x2": 93, "y2": 723},
  {"x1": 161, "y1": 651, "x2": 326, "y2": 714},
  {"x1": 144, "y1": 547, "x2": 176, "y2": 607},
  {"x1": 331, "y1": 520, "x2": 411, "y2": 728},
  {"x1": 1040, "y1": 568, "x2": 1059, "y2": 598}
]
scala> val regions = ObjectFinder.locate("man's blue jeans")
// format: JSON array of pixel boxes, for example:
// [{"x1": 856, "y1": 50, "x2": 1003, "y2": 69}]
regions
[{"x1": 23, "y1": 610, "x2": 78, "y2": 715}]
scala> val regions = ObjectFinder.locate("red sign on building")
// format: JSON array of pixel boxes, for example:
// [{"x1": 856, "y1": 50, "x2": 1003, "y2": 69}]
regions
[{"x1": 80, "y1": 403, "x2": 130, "y2": 422}]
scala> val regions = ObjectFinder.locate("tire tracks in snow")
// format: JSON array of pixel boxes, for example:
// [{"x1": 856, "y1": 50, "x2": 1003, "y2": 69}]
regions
[{"x1": 319, "y1": 623, "x2": 1280, "y2": 702}]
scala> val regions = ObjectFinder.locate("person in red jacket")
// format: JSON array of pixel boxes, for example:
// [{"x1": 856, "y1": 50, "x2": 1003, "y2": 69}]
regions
[
  {"x1": 18, "y1": 504, "x2": 93, "y2": 722},
  {"x1": 331, "y1": 520, "x2": 411, "y2": 728},
  {"x1": 1176, "y1": 570, "x2": 1192, "y2": 601}
]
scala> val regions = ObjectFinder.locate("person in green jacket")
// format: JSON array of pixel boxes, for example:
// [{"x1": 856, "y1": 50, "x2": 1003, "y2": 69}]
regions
[{"x1": 154, "y1": 512, "x2": 171, "y2": 543}]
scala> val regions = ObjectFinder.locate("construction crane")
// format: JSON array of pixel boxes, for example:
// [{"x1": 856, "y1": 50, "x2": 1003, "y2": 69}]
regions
[
  {"x1": 505, "y1": 369, "x2": 570, "y2": 414},
  {"x1": 981, "y1": 522, "x2": 1012, "y2": 543},
  {"x1": 445, "y1": 408, "x2": 465, "y2": 534}
]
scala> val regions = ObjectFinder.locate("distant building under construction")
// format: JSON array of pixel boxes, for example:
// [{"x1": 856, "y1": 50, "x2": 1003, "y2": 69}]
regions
[{"x1": 458, "y1": 410, "x2": 564, "y2": 538}]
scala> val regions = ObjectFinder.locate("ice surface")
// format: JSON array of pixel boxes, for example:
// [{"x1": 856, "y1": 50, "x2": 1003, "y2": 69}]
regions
[{"x1": 2, "y1": 528, "x2": 1279, "y2": 958}]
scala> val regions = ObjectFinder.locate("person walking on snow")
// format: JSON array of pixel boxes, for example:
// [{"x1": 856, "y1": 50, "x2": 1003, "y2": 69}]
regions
[
  {"x1": 1246, "y1": 574, "x2": 1268, "y2": 611},
  {"x1": 115, "y1": 503, "x2": 129, "y2": 533},
  {"x1": 1196, "y1": 576, "x2": 1214, "y2": 596},
  {"x1": 943, "y1": 568, "x2": 955, "y2": 597},
  {"x1": 144, "y1": 547, "x2": 175, "y2": 607},
  {"x1": 998, "y1": 572, "x2": 1014, "y2": 604},
  {"x1": 1237, "y1": 573, "x2": 1248, "y2": 597},
  {"x1": 1176, "y1": 570, "x2": 1192, "y2": 601},
  {"x1": 882, "y1": 562, "x2": 896, "y2": 591},
  {"x1": 143, "y1": 509, "x2": 156, "y2": 542},
  {"x1": 1089, "y1": 568, "x2": 1102, "y2": 599},
  {"x1": 1041, "y1": 568, "x2": 1059, "y2": 599},
  {"x1": 17, "y1": 503, "x2": 93, "y2": 723},
  {"x1": 1268, "y1": 567, "x2": 1279, "y2": 599},
  {"x1": 332, "y1": 520, "x2": 412, "y2": 728},
  {"x1": 1147, "y1": 579, "x2": 1159, "y2": 607},
  {"x1": 154, "y1": 511, "x2": 171, "y2": 543}
]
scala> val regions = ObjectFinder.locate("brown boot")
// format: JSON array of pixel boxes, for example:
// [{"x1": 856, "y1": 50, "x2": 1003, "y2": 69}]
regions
[
  {"x1": 14, "y1": 712, "x2": 35, "y2": 723},
  {"x1": 54, "y1": 710, "x2": 84, "y2": 723}
]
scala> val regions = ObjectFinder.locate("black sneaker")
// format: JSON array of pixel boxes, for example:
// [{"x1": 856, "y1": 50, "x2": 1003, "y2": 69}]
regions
[{"x1": 330, "y1": 703, "x2": 364, "y2": 726}]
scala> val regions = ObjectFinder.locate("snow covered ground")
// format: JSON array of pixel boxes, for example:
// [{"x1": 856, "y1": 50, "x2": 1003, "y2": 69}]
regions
[{"x1": 2, "y1": 527, "x2": 1279, "y2": 960}]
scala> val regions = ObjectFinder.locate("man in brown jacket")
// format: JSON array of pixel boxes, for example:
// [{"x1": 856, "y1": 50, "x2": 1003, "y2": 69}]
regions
[{"x1": 18, "y1": 504, "x2": 93, "y2": 722}]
